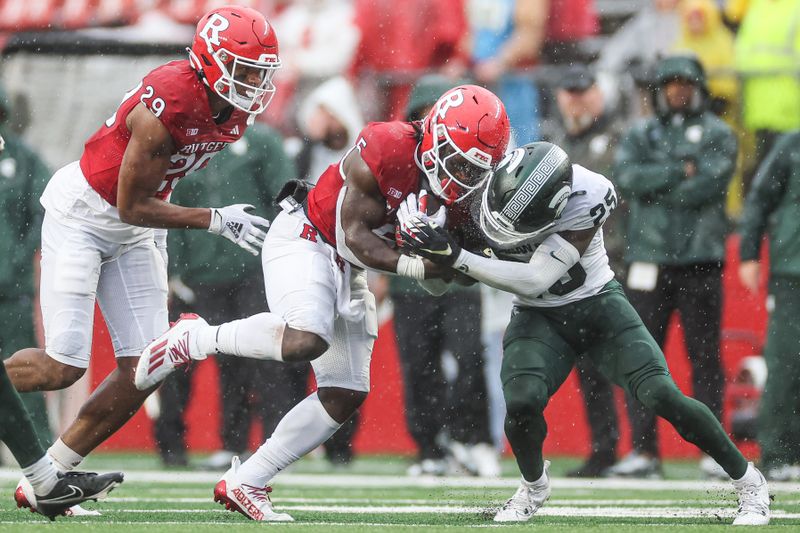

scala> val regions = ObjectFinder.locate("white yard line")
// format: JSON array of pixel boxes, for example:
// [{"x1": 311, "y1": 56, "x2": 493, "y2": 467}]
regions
[
  {"x1": 105, "y1": 497, "x2": 751, "y2": 506},
  {"x1": 2, "y1": 468, "x2": 797, "y2": 493},
  {"x1": 96, "y1": 506, "x2": 800, "y2": 519}
]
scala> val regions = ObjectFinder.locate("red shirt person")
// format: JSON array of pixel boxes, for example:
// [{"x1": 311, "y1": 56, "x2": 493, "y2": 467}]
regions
[
  {"x1": 7, "y1": 5, "x2": 282, "y2": 517},
  {"x1": 136, "y1": 85, "x2": 510, "y2": 522}
]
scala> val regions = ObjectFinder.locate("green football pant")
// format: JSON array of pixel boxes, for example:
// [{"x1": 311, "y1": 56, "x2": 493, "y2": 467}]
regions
[
  {"x1": 0, "y1": 362, "x2": 47, "y2": 467},
  {"x1": 0, "y1": 299, "x2": 52, "y2": 447},
  {"x1": 758, "y1": 276, "x2": 800, "y2": 469},
  {"x1": 501, "y1": 281, "x2": 746, "y2": 481}
]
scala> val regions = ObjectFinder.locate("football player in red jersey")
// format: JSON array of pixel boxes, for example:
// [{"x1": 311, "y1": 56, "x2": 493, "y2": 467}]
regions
[
  {"x1": 135, "y1": 84, "x2": 510, "y2": 521},
  {"x1": 3, "y1": 5, "x2": 280, "y2": 515}
]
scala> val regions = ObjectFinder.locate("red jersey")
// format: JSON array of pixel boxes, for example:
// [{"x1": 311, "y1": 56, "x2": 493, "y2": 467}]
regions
[
  {"x1": 306, "y1": 121, "x2": 424, "y2": 245},
  {"x1": 79, "y1": 60, "x2": 249, "y2": 206}
]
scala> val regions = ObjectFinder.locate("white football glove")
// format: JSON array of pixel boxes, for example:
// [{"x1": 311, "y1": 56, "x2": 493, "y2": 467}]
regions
[
  {"x1": 397, "y1": 190, "x2": 446, "y2": 236},
  {"x1": 208, "y1": 204, "x2": 270, "y2": 256}
]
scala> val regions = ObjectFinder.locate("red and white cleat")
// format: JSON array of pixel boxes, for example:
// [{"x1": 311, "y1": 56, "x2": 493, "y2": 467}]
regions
[
  {"x1": 14, "y1": 477, "x2": 101, "y2": 517},
  {"x1": 213, "y1": 457, "x2": 293, "y2": 522},
  {"x1": 134, "y1": 313, "x2": 209, "y2": 390}
]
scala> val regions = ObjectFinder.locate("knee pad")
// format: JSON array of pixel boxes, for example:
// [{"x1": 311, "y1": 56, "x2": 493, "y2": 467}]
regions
[{"x1": 503, "y1": 375, "x2": 550, "y2": 416}]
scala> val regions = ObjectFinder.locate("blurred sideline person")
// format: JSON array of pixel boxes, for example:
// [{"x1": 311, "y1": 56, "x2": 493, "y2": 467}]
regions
[
  {"x1": 4, "y1": 6, "x2": 282, "y2": 514},
  {"x1": 398, "y1": 141, "x2": 770, "y2": 526},
  {"x1": 549, "y1": 65, "x2": 625, "y2": 477},
  {"x1": 739, "y1": 132, "x2": 800, "y2": 481},
  {"x1": 612, "y1": 55, "x2": 736, "y2": 479},
  {"x1": 136, "y1": 85, "x2": 511, "y2": 521},
  {"x1": 390, "y1": 75, "x2": 499, "y2": 477},
  {"x1": 153, "y1": 121, "x2": 296, "y2": 468},
  {"x1": 0, "y1": 87, "x2": 52, "y2": 447}
]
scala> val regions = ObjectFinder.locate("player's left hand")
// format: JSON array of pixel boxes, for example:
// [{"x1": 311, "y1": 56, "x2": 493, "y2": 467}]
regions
[
  {"x1": 399, "y1": 216, "x2": 461, "y2": 267},
  {"x1": 208, "y1": 204, "x2": 270, "y2": 256}
]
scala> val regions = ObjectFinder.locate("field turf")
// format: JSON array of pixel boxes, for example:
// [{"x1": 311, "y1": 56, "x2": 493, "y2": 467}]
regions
[{"x1": 1, "y1": 454, "x2": 796, "y2": 531}]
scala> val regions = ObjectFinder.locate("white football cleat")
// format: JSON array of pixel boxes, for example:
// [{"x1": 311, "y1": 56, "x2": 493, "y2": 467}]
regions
[
  {"x1": 134, "y1": 313, "x2": 209, "y2": 390},
  {"x1": 494, "y1": 461, "x2": 551, "y2": 522},
  {"x1": 732, "y1": 462, "x2": 770, "y2": 525},
  {"x1": 213, "y1": 456, "x2": 293, "y2": 522},
  {"x1": 14, "y1": 477, "x2": 101, "y2": 517}
]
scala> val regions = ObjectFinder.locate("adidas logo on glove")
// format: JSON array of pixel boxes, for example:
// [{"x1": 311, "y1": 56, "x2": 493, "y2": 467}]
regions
[{"x1": 226, "y1": 221, "x2": 244, "y2": 240}]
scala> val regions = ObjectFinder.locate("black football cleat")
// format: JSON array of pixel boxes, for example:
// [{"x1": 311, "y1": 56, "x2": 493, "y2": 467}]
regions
[{"x1": 34, "y1": 471, "x2": 124, "y2": 520}]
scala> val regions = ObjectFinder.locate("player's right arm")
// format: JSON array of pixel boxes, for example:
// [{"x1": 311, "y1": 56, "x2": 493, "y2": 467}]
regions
[
  {"x1": 116, "y1": 104, "x2": 269, "y2": 255},
  {"x1": 116, "y1": 102, "x2": 211, "y2": 229},
  {"x1": 338, "y1": 148, "x2": 450, "y2": 280}
]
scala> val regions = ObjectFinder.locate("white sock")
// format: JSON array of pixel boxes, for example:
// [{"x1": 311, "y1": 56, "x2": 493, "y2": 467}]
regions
[
  {"x1": 22, "y1": 456, "x2": 59, "y2": 497},
  {"x1": 47, "y1": 438, "x2": 84, "y2": 472},
  {"x1": 236, "y1": 392, "x2": 341, "y2": 487},
  {"x1": 732, "y1": 462, "x2": 758, "y2": 486},
  {"x1": 196, "y1": 313, "x2": 286, "y2": 361}
]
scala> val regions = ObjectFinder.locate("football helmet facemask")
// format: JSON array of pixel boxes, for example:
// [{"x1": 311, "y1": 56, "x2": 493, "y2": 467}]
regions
[
  {"x1": 189, "y1": 5, "x2": 281, "y2": 116},
  {"x1": 419, "y1": 85, "x2": 510, "y2": 205},
  {"x1": 480, "y1": 142, "x2": 573, "y2": 248}
]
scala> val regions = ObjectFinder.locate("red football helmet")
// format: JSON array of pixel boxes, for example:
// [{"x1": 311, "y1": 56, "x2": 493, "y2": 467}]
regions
[
  {"x1": 188, "y1": 5, "x2": 281, "y2": 116},
  {"x1": 419, "y1": 85, "x2": 510, "y2": 205}
]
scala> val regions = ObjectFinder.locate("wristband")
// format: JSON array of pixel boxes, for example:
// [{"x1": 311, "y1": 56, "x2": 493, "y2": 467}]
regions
[{"x1": 396, "y1": 254, "x2": 426, "y2": 280}]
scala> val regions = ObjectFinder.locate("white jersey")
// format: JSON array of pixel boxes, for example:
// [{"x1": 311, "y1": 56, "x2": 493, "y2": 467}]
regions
[{"x1": 491, "y1": 164, "x2": 616, "y2": 308}]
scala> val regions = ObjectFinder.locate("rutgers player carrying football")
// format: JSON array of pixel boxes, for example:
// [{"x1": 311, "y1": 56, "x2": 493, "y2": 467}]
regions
[
  {"x1": 4, "y1": 5, "x2": 280, "y2": 516},
  {"x1": 134, "y1": 84, "x2": 510, "y2": 521}
]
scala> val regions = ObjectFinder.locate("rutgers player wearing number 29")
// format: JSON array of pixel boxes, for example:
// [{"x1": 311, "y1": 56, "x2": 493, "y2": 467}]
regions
[
  {"x1": 4, "y1": 5, "x2": 280, "y2": 516},
  {"x1": 399, "y1": 142, "x2": 771, "y2": 526},
  {"x1": 134, "y1": 84, "x2": 510, "y2": 521}
]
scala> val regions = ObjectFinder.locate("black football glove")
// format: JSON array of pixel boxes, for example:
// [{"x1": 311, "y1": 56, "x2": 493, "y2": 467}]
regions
[{"x1": 399, "y1": 217, "x2": 461, "y2": 266}]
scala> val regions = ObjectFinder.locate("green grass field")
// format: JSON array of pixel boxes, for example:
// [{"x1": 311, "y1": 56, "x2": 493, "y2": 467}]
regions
[{"x1": 1, "y1": 454, "x2": 796, "y2": 531}]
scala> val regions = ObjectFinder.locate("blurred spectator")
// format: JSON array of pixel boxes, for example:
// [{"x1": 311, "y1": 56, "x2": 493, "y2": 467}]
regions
[
  {"x1": 466, "y1": 0, "x2": 548, "y2": 145},
  {"x1": 612, "y1": 55, "x2": 737, "y2": 479},
  {"x1": 549, "y1": 65, "x2": 625, "y2": 477},
  {"x1": 268, "y1": 0, "x2": 360, "y2": 133},
  {"x1": 595, "y1": 0, "x2": 681, "y2": 113},
  {"x1": 351, "y1": 0, "x2": 468, "y2": 121},
  {"x1": 296, "y1": 77, "x2": 365, "y2": 184},
  {"x1": 0, "y1": 86, "x2": 51, "y2": 448},
  {"x1": 738, "y1": 131, "x2": 800, "y2": 481},
  {"x1": 539, "y1": 0, "x2": 599, "y2": 65},
  {"x1": 723, "y1": 0, "x2": 752, "y2": 28},
  {"x1": 154, "y1": 123, "x2": 296, "y2": 468},
  {"x1": 391, "y1": 75, "x2": 499, "y2": 477},
  {"x1": 735, "y1": 0, "x2": 800, "y2": 194},
  {"x1": 674, "y1": 0, "x2": 738, "y2": 122}
]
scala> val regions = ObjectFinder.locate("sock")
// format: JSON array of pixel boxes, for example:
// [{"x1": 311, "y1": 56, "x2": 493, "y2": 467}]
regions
[
  {"x1": 732, "y1": 462, "x2": 758, "y2": 486},
  {"x1": 196, "y1": 312, "x2": 285, "y2": 361},
  {"x1": 48, "y1": 438, "x2": 84, "y2": 472},
  {"x1": 0, "y1": 363, "x2": 47, "y2": 467},
  {"x1": 21, "y1": 455, "x2": 59, "y2": 496},
  {"x1": 236, "y1": 392, "x2": 341, "y2": 487}
]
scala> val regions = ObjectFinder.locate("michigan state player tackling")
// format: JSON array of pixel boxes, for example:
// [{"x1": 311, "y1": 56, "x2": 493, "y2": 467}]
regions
[{"x1": 399, "y1": 142, "x2": 770, "y2": 526}]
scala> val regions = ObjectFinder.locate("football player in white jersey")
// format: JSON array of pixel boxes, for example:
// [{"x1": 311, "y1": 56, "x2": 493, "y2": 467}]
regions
[{"x1": 398, "y1": 141, "x2": 770, "y2": 526}]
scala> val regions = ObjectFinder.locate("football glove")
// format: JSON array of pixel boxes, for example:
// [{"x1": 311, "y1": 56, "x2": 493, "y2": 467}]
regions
[
  {"x1": 396, "y1": 190, "x2": 446, "y2": 247},
  {"x1": 208, "y1": 204, "x2": 270, "y2": 256},
  {"x1": 400, "y1": 216, "x2": 461, "y2": 266}
]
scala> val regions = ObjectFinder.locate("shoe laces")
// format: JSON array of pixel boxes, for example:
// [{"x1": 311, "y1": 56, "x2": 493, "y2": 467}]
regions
[
  {"x1": 502, "y1": 485, "x2": 533, "y2": 514},
  {"x1": 737, "y1": 483, "x2": 767, "y2": 516},
  {"x1": 241, "y1": 484, "x2": 273, "y2": 505}
]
